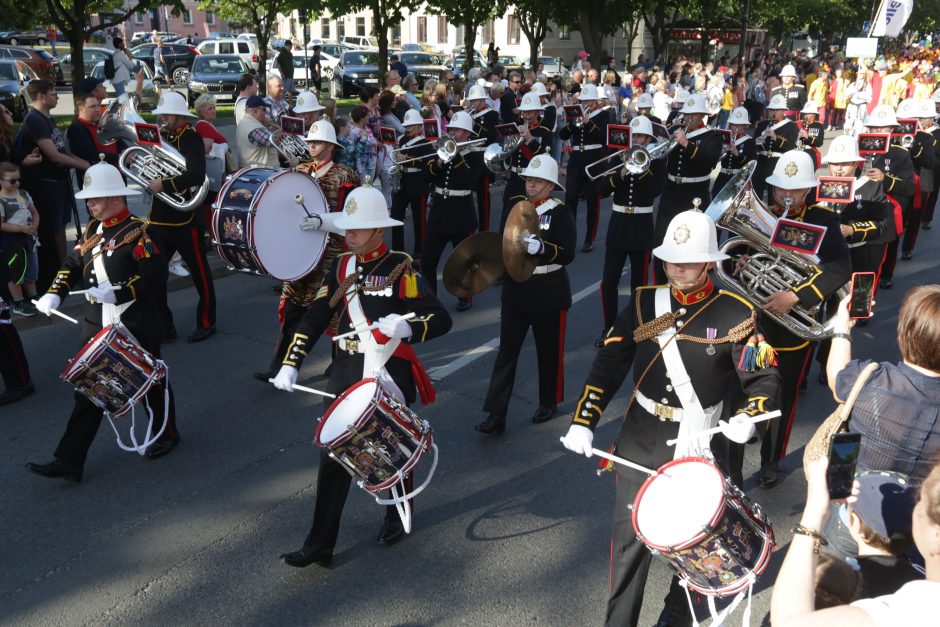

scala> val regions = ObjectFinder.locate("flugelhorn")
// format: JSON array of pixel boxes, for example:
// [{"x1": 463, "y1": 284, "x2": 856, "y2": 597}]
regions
[{"x1": 586, "y1": 139, "x2": 676, "y2": 181}]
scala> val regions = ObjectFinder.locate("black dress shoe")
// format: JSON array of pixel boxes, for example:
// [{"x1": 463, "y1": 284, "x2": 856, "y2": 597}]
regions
[
  {"x1": 26, "y1": 460, "x2": 82, "y2": 482},
  {"x1": 581, "y1": 241, "x2": 594, "y2": 253},
  {"x1": 163, "y1": 327, "x2": 178, "y2": 342},
  {"x1": 923, "y1": 221, "x2": 932, "y2": 230},
  {"x1": 187, "y1": 327, "x2": 216, "y2": 343},
  {"x1": 456, "y1": 298, "x2": 472, "y2": 312},
  {"x1": 145, "y1": 435, "x2": 180, "y2": 459},
  {"x1": 531, "y1": 405, "x2": 557, "y2": 424},
  {"x1": 376, "y1": 519, "x2": 406, "y2": 546},
  {"x1": 475, "y1": 414, "x2": 506, "y2": 434},
  {"x1": 758, "y1": 462, "x2": 780, "y2": 488},
  {"x1": 253, "y1": 371, "x2": 275, "y2": 383},
  {"x1": 879, "y1": 278, "x2": 893, "y2": 290},
  {"x1": 280, "y1": 545, "x2": 333, "y2": 568},
  {"x1": 594, "y1": 333, "x2": 607, "y2": 349},
  {"x1": 0, "y1": 383, "x2": 35, "y2": 406},
  {"x1": 901, "y1": 250, "x2": 913, "y2": 261}
]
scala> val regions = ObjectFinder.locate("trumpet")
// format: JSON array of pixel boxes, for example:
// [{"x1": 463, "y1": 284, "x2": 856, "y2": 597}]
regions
[
  {"x1": 586, "y1": 139, "x2": 676, "y2": 180},
  {"x1": 665, "y1": 114, "x2": 686, "y2": 134},
  {"x1": 899, "y1": 134, "x2": 915, "y2": 149},
  {"x1": 391, "y1": 135, "x2": 486, "y2": 168}
]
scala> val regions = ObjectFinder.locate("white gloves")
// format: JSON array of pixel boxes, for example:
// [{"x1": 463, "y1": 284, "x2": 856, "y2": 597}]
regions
[
  {"x1": 87, "y1": 286, "x2": 118, "y2": 304},
  {"x1": 272, "y1": 365, "x2": 298, "y2": 392},
  {"x1": 561, "y1": 425, "x2": 594, "y2": 457},
  {"x1": 719, "y1": 413, "x2": 757, "y2": 444},
  {"x1": 34, "y1": 293, "x2": 62, "y2": 316},
  {"x1": 299, "y1": 214, "x2": 323, "y2": 231},
  {"x1": 524, "y1": 235, "x2": 544, "y2": 255},
  {"x1": 377, "y1": 314, "x2": 413, "y2": 340}
]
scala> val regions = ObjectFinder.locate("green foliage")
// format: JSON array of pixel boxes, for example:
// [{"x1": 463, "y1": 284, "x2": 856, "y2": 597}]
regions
[
  {"x1": 426, "y1": 0, "x2": 508, "y2": 71},
  {"x1": 319, "y1": 0, "x2": 424, "y2": 76}
]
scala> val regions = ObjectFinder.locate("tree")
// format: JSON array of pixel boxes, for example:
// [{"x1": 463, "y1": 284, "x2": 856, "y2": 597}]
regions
[
  {"x1": 515, "y1": 0, "x2": 552, "y2": 68},
  {"x1": 555, "y1": 0, "x2": 638, "y2": 67},
  {"x1": 426, "y1": 0, "x2": 508, "y2": 73},
  {"x1": 641, "y1": 0, "x2": 682, "y2": 64}
]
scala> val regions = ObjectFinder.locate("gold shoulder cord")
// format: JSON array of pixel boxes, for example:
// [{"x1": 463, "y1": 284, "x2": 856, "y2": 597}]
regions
[{"x1": 79, "y1": 224, "x2": 146, "y2": 272}]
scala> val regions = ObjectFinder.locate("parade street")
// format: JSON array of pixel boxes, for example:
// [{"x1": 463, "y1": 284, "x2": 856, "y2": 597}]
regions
[{"x1": 2, "y1": 136, "x2": 938, "y2": 626}]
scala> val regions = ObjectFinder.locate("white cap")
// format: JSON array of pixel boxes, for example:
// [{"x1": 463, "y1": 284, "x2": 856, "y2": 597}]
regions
[
  {"x1": 519, "y1": 155, "x2": 564, "y2": 191},
  {"x1": 152, "y1": 91, "x2": 196, "y2": 117},
  {"x1": 767, "y1": 94, "x2": 788, "y2": 110},
  {"x1": 333, "y1": 186, "x2": 403, "y2": 230},
  {"x1": 800, "y1": 102, "x2": 819, "y2": 115},
  {"x1": 448, "y1": 110, "x2": 474, "y2": 133},
  {"x1": 293, "y1": 91, "x2": 325, "y2": 113},
  {"x1": 518, "y1": 92, "x2": 545, "y2": 111},
  {"x1": 629, "y1": 115, "x2": 654, "y2": 137},
  {"x1": 918, "y1": 99, "x2": 936, "y2": 119},
  {"x1": 931, "y1": 91, "x2": 940, "y2": 104},
  {"x1": 636, "y1": 92, "x2": 654, "y2": 109},
  {"x1": 75, "y1": 160, "x2": 142, "y2": 199},
  {"x1": 578, "y1": 83, "x2": 600, "y2": 101},
  {"x1": 466, "y1": 84, "x2": 488, "y2": 101},
  {"x1": 402, "y1": 109, "x2": 424, "y2": 126},
  {"x1": 728, "y1": 107, "x2": 750, "y2": 125},
  {"x1": 529, "y1": 82, "x2": 548, "y2": 97},
  {"x1": 864, "y1": 104, "x2": 899, "y2": 127},
  {"x1": 653, "y1": 210, "x2": 729, "y2": 263},
  {"x1": 673, "y1": 89, "x2": 690, "y2": 104},
  {"x1": 896, "y1": 98, "x2": 918, "y2": 119},
  {"x1": 681, "y1": 93, "x2": 709, "y2": 114},
  {"x1": 822, "y1": 135, "x2": 863, "y2": 164},
  {"x1": 780, "y1": 64, "x2": 798, "y2": 78},
  {"x1": 766, "y1": 150, "x2": 818, "y2": 189},
  {"x1": 305, "y1": 120, "x2": 342, "y2": 146}
]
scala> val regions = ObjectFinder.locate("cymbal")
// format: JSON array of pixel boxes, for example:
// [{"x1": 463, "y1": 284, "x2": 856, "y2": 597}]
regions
[
  {"x1": 503, "y1": 200, "x2": 539, "y2": 282},
  {"x1": 442, "y1": 232, "x2": 504, "y2": 298}
]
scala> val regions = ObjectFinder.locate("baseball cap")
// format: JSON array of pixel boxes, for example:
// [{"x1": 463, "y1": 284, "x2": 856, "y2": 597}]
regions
[
  {"x1": 245, "y1": 95, "x2": 266, "y2": 109},
  {"x1": 838, "y1": 471, "x2": 917, "y2": 542},
  {"x1": 81, "y1": 77, "x2": 105, "y2": 93}
]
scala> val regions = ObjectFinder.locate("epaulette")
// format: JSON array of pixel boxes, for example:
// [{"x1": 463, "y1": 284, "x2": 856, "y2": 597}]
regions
[
  {"x1": 635, "y1": 284, "x2": 668, "y2": 291},
  {"x1": 719, "y1": 289, "x2": 755, "y2": 310},
  {"x1": 809, "y1": 203, "x2": 837, "y2": 213}
]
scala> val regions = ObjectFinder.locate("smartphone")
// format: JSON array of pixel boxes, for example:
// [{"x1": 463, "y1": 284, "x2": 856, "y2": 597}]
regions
[
  {"x1": 849, "y1": 271, "x2": 876, "y2": 319},
  {"x1": 827, "y1": 432, "x2": 862, "y2": 499}
]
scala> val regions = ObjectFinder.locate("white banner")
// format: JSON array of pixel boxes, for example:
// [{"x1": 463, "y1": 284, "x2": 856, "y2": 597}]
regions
[
  {"x1": 846, "y1": 37, "x2": 879, "y2": 58},
  {"x1": 871, "y1": 0, "x2": 914, "y2": 37}
]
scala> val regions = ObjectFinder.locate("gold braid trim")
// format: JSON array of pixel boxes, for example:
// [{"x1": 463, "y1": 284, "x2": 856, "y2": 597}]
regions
[
  {"x1": 81, "y1": 225, "x2": 146, "y2": 273},
  {"x1": 328, "y1": 258, "x2": 411, "y2": 309}
]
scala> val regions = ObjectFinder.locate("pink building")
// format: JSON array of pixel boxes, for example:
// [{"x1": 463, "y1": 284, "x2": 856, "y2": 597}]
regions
[{"x1": 123, "y1": 2, "x2": 235, "y2": 39}]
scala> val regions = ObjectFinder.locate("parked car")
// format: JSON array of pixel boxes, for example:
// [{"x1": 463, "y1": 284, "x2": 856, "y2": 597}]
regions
[
  {"x1": 56, "y1": 47, "x2": 112, "y2": 83},
  {"x1": 341, "y1": 35, "x2": 378, "y2": 50},
  {"x1": 0, "y1": 46, "x2": 61, "y2": 83},
  {"x1": 236, "y1": 33, "x2": 258, "y2": 50},
  {"x1": 196, "y1": 38, "x2": 258, "y2": 72},
  {"x1": 401, "y1": 43, "x2": 441, "y2": 55},
  {"x1": 452, "y1": 57, "x2": 488, "y2": 80},
  {"x1": 0, "y1": 60, "x2": 36, "y2": 121},
  {"x1": 266, "y1": 54, "x2": 317, "y2": 90},
  {"x1": 0, "y1": 30, "x2": 50, "y2": 46},
  {"x1": 205, "y1": 32, "x2": 233, "y2": 40},
  {"x1": 397, "y1": 52, "x2": 447, "y2": 87},
  {"x1": 449, "y1": 47, "x2": 485, "y2": 72},
  {"x1": 497, "y1": 55, "x2": 524, "y2": 70},
  {"x1": 186, "y1": 54, "x2": 249, "y2": 106},
  {"x1": 130, "y1": 41, "x2": 200, "y2": 85},
  {"x1": 129, "y1": 31, "x2": 181, "y2": 45},
  {"x1": 89, "y1": 60, "x2": 160, "y2": 110},
  {"x1": 524, "y1": 56, "x2": 569, "y2": 77},
  {"x1": 331, "y1": 49, "x2": 384, "y2": 98}
]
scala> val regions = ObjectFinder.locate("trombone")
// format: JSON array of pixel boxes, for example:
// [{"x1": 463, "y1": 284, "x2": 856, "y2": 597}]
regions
[
  {"x1": 586, "y1": 139, "x2": 676, "y2": 181},
  {"x1": 391, "y1": 134, "x2": 486, "y2": 166}
]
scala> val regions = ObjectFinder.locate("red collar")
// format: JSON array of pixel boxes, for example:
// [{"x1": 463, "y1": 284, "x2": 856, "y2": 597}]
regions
[
  {"x1": 357, "y1": 241, "x2": 388, "y2": 262},
  {"x1": 102, "y1": 208, "x2": 131, "y2": 227},
  {"x1": 79, "y1": 117, "x2": 118, "y2": 154},
  {"x1": 528, "y1": 121, "x2": 541, "y2": 130},
  {"x1": 771, "y1": 203, "x2": 807, "y2": 220},
  {"x1": 531, "y1": 196, "x2": 553, "y2": 207},
  {"x1": 314, "y1": 159, "x2": 333, "y2": 172},
  {"x1": 671, "y1": 277, "x2": 715, "y2": 305}
]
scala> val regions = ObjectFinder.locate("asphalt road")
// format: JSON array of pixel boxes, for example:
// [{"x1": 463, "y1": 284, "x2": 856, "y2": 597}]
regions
[{"x1": 2, "y1": 131, "x2": 938, "y2": 626}]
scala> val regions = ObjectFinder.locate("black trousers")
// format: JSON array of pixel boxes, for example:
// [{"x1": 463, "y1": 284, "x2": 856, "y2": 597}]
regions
[
  {"x1": 564, "y1": 153, "x2": 600, "y2": 245},
  {"x1": 482, "y1": 307, "x2": 566, "y2": 416},
  {"x1": 924, "y1": 188, "x2": 938, "y2": 223},
  {"x1": 475, "y1": 174, "x2": 492, "y2": 232},
  {"x1": 600, "y1": 247, "x2": 650, "y2": 330},
  {"x1": 268, "y1": 299, "x2": 306, "y2": 373},
  {"x1": 150, "y1": 222, "x2": 217, "y2": 333},
  {"x1": 422, "y1": 221, "x2": 473, "y2": 295},
  {"x1": 901, "y1": 193, "x2": 930, "y2": 254},
  {"x1": 390, "y1": 187, "x2": 427, "y2": 256},
  {"x1": 760, "y1": 343, "x2": 813, "y2": 467},
  {"x1": 0, "y1": 321, "x2": 30, "y2": 390}
]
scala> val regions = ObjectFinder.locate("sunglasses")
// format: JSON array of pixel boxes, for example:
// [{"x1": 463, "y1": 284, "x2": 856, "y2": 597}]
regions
[{"x1": 2, "y1": 178, "x2": 20, "y2": 184}]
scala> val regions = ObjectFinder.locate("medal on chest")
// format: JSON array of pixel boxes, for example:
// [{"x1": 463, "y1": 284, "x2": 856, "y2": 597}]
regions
[
  {"x1": 361, "y1": 274, "x2": 393, "y2": 297},
  {"x1": 539, "y1": 214, "x2": 551, "y2": 230},
  {"x1": 706, "y1": 327, "x2": 717, "y2": 355}
]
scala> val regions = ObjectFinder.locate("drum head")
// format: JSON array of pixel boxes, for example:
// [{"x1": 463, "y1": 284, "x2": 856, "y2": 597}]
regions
[
  {"x1": 634, "y1": 458, "x2": 724, "y2": 549},
  {"x1": 318, "y1": 379, "x2": 378, "y2": 444},
  {"x1": 252, "y1": 171, "x2": 329, "y2": 281}
]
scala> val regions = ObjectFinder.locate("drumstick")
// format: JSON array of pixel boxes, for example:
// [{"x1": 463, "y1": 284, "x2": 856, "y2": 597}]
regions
[
  {"x1": 268, "y1": 379, "x2": 337, "y2": 398},
  {"x1": 665, "y1": 410, "x2": 782, "y2": 447},
  {"x1": 31, "y1": 300, "x2": 78, "y2": 324},
  {"x1": 68, "y1": 286, "x2": 122, "y2": 296},
  {"x1": 559, "y1": 438, "x2": 658, "y2": 476},
  {"x1": 332, "y1": 312, "x2": 417, "y2": 342}
]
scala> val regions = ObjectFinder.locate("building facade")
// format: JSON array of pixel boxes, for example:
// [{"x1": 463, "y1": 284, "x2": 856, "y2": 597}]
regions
[{"x1": 121, "y1": 2, "x2": 234, "y2": 40}]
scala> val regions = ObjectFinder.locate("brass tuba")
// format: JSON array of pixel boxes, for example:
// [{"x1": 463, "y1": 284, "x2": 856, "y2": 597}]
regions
[
  {"x1": 269, "y1": 132, "x2": 311, "y2": 163},
  {"x1": 483, "y1": 134, "x2": 524, "y2": 174},
  {"x1": 98, "y1": 95, "x2": 209, "y2": 213},
  {"x1": 705, "y1": 162, "x2": 849, "y2": 340}
]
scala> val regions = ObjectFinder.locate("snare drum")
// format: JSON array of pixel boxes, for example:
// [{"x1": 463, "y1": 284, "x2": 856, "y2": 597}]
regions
[
  {"x1": 61, "y1": 325, "x2": 167, "y2": 417},
  {"x1": 632, "y1": 457, "x2": 775, "y2": 597},
  {"x1": 315, "y1": 378, "x2": 433, "y2": 493},
  {"x1": 211, "y1": 167, "x2": 330, "y2": 281}
]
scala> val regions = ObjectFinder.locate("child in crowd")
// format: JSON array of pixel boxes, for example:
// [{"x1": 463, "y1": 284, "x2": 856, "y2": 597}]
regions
[{"x1": 0, "y1": 162, "x2": 39, "y2": 317}]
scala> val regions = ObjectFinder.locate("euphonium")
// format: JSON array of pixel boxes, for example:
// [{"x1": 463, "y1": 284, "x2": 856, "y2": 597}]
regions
[
  {"x1": 483, "y1": 134, "x2": 524, "y2": 174},
  {"x1": 270, "y1": 132, "x2": 311, "y2": 163},
  {"x1": 98, "y1": 95, "x2": 208, "y2": 212},
  {"x1": 705, "y1": 162, "x2": 849, "y2": 340}
]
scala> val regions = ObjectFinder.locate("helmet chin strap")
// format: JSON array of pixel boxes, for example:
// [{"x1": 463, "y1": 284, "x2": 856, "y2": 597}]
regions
[
  {"x1": 669, "y1": 266, "x2": 710, "y2": 292},
  {"x1": 351, "y1": 229, "x2": 384, "y2": 255}
]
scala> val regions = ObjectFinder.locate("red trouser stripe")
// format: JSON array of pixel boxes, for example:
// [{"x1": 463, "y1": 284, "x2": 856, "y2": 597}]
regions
[
  {"x1": 1, "y1": 326, "x2": 28, "y2": 384},
  {"x1": 189, "y1": 227, "x2": 212, "y2": 329},
  {"x1": 640, "y1": 250, "x2": 651, "y2": 287},
  {"x1": 555, "y1": 309, "x2": 567, "y2": 403}
]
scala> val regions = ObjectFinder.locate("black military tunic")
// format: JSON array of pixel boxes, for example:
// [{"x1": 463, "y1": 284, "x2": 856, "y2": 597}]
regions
[
  {"x1": 500, "y1": 122, "x2": 554, "y2": 230},
  {"x1": 712, "y1": 133, "x2": 757, "y2": 197},
  {"x1": 571, "y1": 280, "x2": 781, "y2": 627},
  {"x1": 873, "y1": 144, "x2": 915, "y2": 283},
  {"x1": 753, "y1": 118, "x2": 799, "y2": 199},
  {"x1": 390, "y1": 134, "x2": 434, "y2": 255},
  {"x1": 559, "y1": 105, "x2": 610, "y2": 246},
  {"x1": 46, "y1": 210, "x2": 178, "y2": 467},
  {"x1": 281, "y1": 242, "x2": 452, "y2": 551},
  {"x1": 771, "y1": 83, "x2": 807, "y2": 113},
  {"x1": 798, "y1": 119, "x2": 825, "y2": 169},
  {"x1": 483, "y1": 197, "x2": 576, "y2": 417},
  {"x1": 471, "y1": 107, "x2": 501, "y2": 231},
  {"x1": 542, "y1": 101, "x2": 557, "y2": 132},
  {"x1": 924, "y1": 124, "x2": 940, "y2": 225},
  {"x1": 899, "y1": 128, "x2": 937, "y2": 254},
  {"x1": 837, "y1": 177, "x2": 891, "y2": 274}
]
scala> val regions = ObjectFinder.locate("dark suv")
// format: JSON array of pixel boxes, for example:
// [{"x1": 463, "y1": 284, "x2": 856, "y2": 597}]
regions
[
  {"x1": 0, "y1": 46, "x2": 62, "y2": 82},
  {"x1": 331, "y1": 50, "x2": 382, "y2": 98},
  {"x1": 130, "y1": 42, "x2": 200, "y2": 85}
]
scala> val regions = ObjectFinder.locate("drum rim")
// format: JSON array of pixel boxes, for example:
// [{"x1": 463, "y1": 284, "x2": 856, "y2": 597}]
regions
[{"x1": 315, "y1": 377, "x2": 381, "y2": 447}]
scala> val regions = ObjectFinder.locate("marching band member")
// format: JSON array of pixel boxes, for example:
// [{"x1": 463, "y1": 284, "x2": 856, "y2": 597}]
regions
[
  {"x1": 478, "y1": 156, "x2": 575, "y2": 433},
  {"x1": 654, "y1": 93, "x2": 723, "y2": 282},
  {"x1": 421, "y1": 110, "x2": 482, "y2": 312},
  {"x1": 771, "y1": 64, "x2": 807, "y2": 119},
  {"x1": 924, "y1": 92, "x2": 940, "y2": 230},
  {"x1": 145, "y1": 91, "x2": 217, "y2": 344},
  {"x1": 594, "y1": 115, "x2": 664, "y2": 347},
  {"x1": 561, "y1": 209, "x2": 781, "y2": 627},
  {"x1": 664, "y1": 88, "x2": 689, "y2": 128},
  {"x1": 390, "y1": 109, "x2": 433, "y2": 257},
  {"x1": 754, "y1": 94, "x2": 799, "y2": 200},
  {"x1": 254, "y1": 121, "x2": 359, "y2": 381},
  {"x1": 711, "y1": 106, "x2": 756, "y2": 197},
  {"x1": 291, "y1": 90, "x2": 326, "y2": 131},
  {"x1": 464, "y1": 84, "x2": 499, "y2": 232},
  {"x1": 634, "y1": 92, "x2": 663, "y2": 125},
  {"x1": 27, "y1": 161, "x2": 180, "y2": 481},
  {"x1": 273, "y1": 186, "x2": 452, "y2": 566},
  {"x1": 559, "y1": 83, "x2": 610, "y2": 253},
  {"x1": 797, "y1": 102, "x2": 825, "y2": 169},
  {"x1": 898, "y1": 98, "x2": 938, "y2": 261},
  {"x1": 863, "y1": 105, "x2": 915, "y2": 290},
  {"x1": 743, "y1": 151, "x2": 851, "y2": 487},
  {"x1": 530, "y1": 81, "x2": 556, "y2": 132},
  {"x1": 499, "y1": 91, "x2": 554, "y2": 231}
]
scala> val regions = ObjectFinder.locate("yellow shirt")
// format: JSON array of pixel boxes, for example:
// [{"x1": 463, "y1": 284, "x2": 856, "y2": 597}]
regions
[
  {"x1": 721, "y1": 90, "x2": 734, "y2": 110},
  {"x1": 808, "y1": 76, "x2": 828, "y2": 107}
]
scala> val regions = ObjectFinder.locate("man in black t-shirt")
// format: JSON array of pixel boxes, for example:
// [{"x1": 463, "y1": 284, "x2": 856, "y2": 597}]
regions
[
  {"x1": 308, "y1": 45, "x2": 322, "y2": 94},
  {"x1": 275, "y1": 41, "x2": 295, "y2": 96}
]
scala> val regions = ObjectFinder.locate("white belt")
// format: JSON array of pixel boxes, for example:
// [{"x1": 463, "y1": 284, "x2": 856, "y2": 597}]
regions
[
  {"x1": 758, "y1": 151, "x2": 783, "y2": 158},
  {"x1": 612, "y1": 204, "x2": 653, "y2": 214},
  {"x1": 720, "y1": 167, "x2": 741, "y2": 175},
  {"x1": 667, "y1": 174, "x2": 710, "y2": 184},
  {"x1": 847, "y1": 241, "x2": 866, "y2": 248},
  {"x1": 403, "y1": 167, "x2": 422, "y2": 173},
  {"x1": 433, "y1": 187, "x2": 472, "y2": 197},
  {"x1": 337, "y1": 337, "x2": 366, "y2": 354},
  {"x1": 635, "y1": 390, "x2": 718, "y2": 422},
  {"x1": 572, "y1": 144, "x2": 603, "y2": 151},
  {"x1": 532, "y1": 264, "x2": 562, "y2": 274}
]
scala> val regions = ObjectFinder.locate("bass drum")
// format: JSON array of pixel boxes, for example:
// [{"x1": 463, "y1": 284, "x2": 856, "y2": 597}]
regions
[{"x1": 211, "y1": 167, "x2": 329, "y2": 281}]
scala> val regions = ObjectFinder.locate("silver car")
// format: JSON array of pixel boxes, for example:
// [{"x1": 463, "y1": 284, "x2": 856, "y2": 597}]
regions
[{"x1": 90, "y1": 61, "x2": 161, "y2": 110}]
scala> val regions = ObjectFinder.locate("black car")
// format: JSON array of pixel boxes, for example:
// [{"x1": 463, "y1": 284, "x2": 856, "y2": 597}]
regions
[
  {"x1": 0, "y1": 60, "x2": 35, "y2": 121},
  {"x1": 0, "y1": 30, "x2": 50, "y2": 46},
  {"x1": 331, "y1": 50, "x2": 382, "y2": 98},
  {"x1": 398, "y1": 52, "x2": 447, "y2": 86},
  {"x1": 130, "y1": 42, "x2": 200, "y2": 85},
  {"x1": 187, "y1": 54, "x2": 249, "y2": 106}
]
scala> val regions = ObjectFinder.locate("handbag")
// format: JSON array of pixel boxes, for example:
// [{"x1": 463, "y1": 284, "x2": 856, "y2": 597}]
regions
[{"x1": 802, "y1": 361, "x2": 879, "y2": 472}]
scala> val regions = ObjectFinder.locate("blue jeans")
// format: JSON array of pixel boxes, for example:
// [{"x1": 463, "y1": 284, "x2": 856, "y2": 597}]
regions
[
  {"x1": 718, "y1": 109, "x2": 731, "y2": 129},
  {"x1": 113, "y1": 80, "x2": 126, "y2": 96},
  {"x1": 282, "y1": 78, "x2": 295, "y2": 94}
]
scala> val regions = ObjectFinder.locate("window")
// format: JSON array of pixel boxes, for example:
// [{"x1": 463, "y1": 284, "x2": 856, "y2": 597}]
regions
[
  {"x1": 391, "y1": 22, "x2": 402, "y2": 46},
  {"x1": 416, "y1": 16, "x2": 427, "y2": 43},
  {"x1": 559, "y1": 27, "x2": 570, "y2": 40},
  {"x1": 183, "y1": 9, "x2": 193, "y2": 25},
  {"x1": 455, "y1": 24, "x2": 464, "y2": 46},
  {"x1": 219, "y1": 42, "x2": 234, "y2": 54},
  {"x1": 238, "y1": 42, "x2": 249, "y2": 53},
  {"x1": 356, "y1": 17, "x2": 366, "y2": 36},
  {"x1": 482, "y1": 20, "x2": 494, "y2": 45},
  {"x1": 205, "y1": 11, "x2": 215, "y2": 25},
  {"x1": 338, "y1": 19, "x2": 345, "y2": 40},
  {"x1": 134, "y1": 12, "x2": 144, "y2": 24},
  {"x1": 507, "y1": 14, "x2": 520, "y2": 45},
  {"x1": 321, "y1": 18, "x2": 330, "y2": 39},
  {"x1": 437, "y1": 16, "x2": 447, "y2": 44}
]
